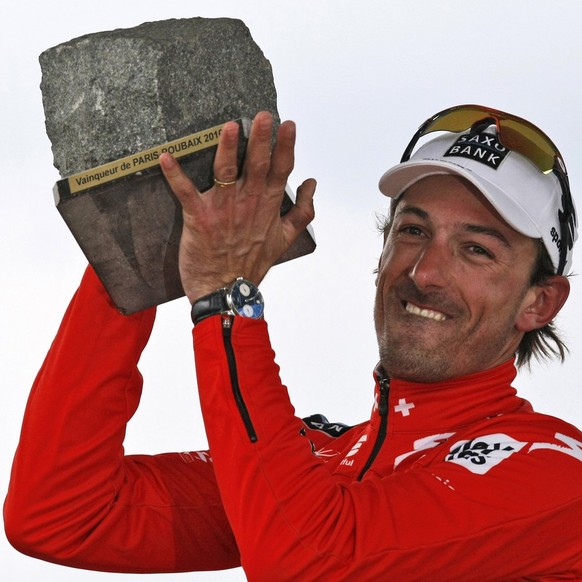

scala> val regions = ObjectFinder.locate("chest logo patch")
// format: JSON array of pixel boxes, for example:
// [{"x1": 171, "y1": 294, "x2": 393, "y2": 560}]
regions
[{"x1": 446, "y1": 433, "x2": 527, "y2": 475}]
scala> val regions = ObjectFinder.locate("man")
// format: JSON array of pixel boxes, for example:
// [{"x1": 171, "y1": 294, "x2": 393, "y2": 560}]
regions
[{"x1": 5, "y1": 106, "x2": 582, "y2": 580}]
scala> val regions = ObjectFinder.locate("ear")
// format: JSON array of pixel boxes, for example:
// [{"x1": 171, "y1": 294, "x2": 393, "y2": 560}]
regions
[{"x1": 515, "y1": 276, "x2": 570, "y2": 332}]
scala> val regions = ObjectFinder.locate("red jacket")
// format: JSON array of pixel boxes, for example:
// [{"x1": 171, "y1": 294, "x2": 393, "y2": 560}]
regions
[{"x1": 5, "y1": 267, "x2": 582, "y2": 580}]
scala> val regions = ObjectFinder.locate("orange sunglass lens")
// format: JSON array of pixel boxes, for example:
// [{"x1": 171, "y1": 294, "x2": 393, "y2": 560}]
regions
[
  {"x1": 497, "y1": 120, "x2": 555, "y2": 172},
  {"x1": 424, "y1": 108, "x2": 556, "y2": 173}
]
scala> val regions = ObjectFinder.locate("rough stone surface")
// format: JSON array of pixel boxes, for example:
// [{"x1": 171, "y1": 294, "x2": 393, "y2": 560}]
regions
[
  {"x1": 38, "y1": 18, "x2": 315, "y2": 313},
  {"x1": 40, "y1": 18, "x2": 280, "y2": 177}
]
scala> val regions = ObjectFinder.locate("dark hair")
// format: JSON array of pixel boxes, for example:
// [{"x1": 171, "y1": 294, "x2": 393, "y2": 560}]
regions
[
  {"x1": 516, "y1": 241, "x2": 568, "y2": 368},
  {"x1": 377, "y1": 208, "x2": 568, "y2": 368}
]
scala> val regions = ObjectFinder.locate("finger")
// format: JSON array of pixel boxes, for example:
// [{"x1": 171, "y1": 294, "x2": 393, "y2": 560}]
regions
[
  {"x1": 242, "y1": 112, "x2": 275, "y2": 191},
  {"x1": 160, "y1": 153, "x2": 201, "y2": 212},
  {"x1": 213, "y1": 121, "x2": 241, "y2": 185},
  {"x1": 268, "y1": 120, "x2": 296, "y2": 193},
  {"x1": 282, "y1": 178, "x2": 317, "y2": 239}
]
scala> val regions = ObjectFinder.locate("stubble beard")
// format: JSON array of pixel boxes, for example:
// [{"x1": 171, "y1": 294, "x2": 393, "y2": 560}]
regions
[
  {"x1": 376, "y1": 320, "x2": 453, "y2": 383},
  {"x1": 375, "y1": 300, "x2": 525, "y2": 383},
  {"x1": 374, "y1": 282, "x2": 461, "y2": 383}
]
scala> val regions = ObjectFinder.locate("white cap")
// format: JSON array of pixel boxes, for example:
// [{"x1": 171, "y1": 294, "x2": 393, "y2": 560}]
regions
[{"x1": 379, "y1": 128, "x2": 577, "y2": 274}]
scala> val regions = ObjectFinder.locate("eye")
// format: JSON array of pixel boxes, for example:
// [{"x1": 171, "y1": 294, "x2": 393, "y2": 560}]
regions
[
  {"x1": 399, "y1": 225, "x2": 425, "y2": 237},
  {"x1": 466, "y1": 244, "x2": 494, "y2": 259}
]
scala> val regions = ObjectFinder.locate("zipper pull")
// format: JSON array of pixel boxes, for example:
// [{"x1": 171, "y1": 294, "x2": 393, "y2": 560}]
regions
[
  {"x1": 357, "y1": 377, "x2": 390, "y2": 481},
  {"x1": 378, "y1": 378, "x2": 390, "y2": 417}
]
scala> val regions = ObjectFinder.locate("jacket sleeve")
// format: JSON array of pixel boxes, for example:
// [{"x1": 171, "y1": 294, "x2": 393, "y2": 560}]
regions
[
  {"x1": 4, "y1": 267, "x2": 239, "y2": 574},
  {"x1": 194, "y1": 316, "x2": 582, "y2": 582}
]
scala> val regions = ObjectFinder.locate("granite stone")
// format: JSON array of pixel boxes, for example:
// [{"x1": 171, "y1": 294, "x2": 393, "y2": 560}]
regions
[
  {"x1": 40, "y1": 17, "x2": 280, "y2": 176},
  {"x1": 38, "y1": 18, "x2": 315, "y2": 313}
]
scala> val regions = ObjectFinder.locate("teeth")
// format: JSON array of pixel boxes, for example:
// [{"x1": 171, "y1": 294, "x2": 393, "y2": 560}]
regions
[{"x1": 406, "y1": 302, "x2": 447, "y2": 321}]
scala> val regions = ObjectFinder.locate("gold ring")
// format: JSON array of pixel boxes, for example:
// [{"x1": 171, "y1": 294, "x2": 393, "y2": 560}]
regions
[{"x1": 214, "y1": 177, "x2": 237, "y2": 188}]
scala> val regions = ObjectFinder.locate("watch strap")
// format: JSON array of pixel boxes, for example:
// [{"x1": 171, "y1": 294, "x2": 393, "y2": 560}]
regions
[{"x1": 191, "y1": 289, "x2": 229, "y2": 325}]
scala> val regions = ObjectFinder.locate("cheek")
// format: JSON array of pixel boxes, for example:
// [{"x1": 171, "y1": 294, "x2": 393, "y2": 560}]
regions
[
  {"x1": 374, "y1": 249, "x2": 390, "y2": 291},
  {"x1": 377, "y1": 243, "x2": 402, "y2": 279},
  {"x1": 375, "y1": 258, "x2": 394, "y2": 304},
  {"x1": 373, "y1": 269, "x2": 391, "y2": 330},
  {"x1": 465, "y1": 280, "x2": 527, "y2": 332}
]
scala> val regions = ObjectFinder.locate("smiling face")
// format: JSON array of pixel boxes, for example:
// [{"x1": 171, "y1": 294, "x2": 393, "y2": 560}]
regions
[{"x1": 374, "y1": 174, "x2": 544, "y2": 382}]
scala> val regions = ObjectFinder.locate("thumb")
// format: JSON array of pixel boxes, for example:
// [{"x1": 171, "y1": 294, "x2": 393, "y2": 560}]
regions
[{"x1": 282, "y1": 179, "x2": 316, "y2": 238}]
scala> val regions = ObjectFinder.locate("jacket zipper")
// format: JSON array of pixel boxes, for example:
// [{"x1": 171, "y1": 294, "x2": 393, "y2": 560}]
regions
[
  {"x1": 221, "y1": 316, "x2": 258, "y2": 443},
  {"x1": 357, "y1": 377, "x2": 390, "y2": 481}
]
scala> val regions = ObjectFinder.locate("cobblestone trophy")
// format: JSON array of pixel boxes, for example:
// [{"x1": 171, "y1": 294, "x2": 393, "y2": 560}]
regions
[{"x1": 41, "y1": 18, "x2": 315, "y2": 314}]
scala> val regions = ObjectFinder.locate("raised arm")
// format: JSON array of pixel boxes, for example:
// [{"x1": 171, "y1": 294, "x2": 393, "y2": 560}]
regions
[{"x1": 4, "y1": 267, "x2": 239, "y2": 573}]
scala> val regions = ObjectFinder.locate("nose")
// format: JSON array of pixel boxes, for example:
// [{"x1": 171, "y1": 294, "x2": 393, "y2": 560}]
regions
[{"x1": 409, "y1": 240, "x2": 451, "y2": 290}]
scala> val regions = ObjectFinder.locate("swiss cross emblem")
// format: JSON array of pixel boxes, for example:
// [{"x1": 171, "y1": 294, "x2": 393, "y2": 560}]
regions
[
  {"x1": 394, "y1": 398, "x2": 415, "y2": 416},
  {"x1": 446, "y1": 433, "x2": 526, "y2": 475}
]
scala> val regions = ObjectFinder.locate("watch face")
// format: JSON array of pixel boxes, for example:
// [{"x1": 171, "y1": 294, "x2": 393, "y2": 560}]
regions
[{"x1": 228, "y1": 279, "x2": 264, "y2": 319}]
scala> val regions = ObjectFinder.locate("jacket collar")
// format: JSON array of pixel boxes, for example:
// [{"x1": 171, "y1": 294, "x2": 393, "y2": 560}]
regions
[{"x1": 373, "y1": 359, "x2": 532, "y2": 434}]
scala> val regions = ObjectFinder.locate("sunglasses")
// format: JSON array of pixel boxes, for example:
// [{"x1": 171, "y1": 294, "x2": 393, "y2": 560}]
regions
[{"x1": 400, "y1": 104, "x2": 576, "y2": 275}]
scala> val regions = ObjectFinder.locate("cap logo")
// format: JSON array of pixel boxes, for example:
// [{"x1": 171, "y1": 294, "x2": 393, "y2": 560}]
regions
[
  {"x1": 444, "y1": 132, "x2": 509, "y2": 170},
  {"x1": 555, "y1": 189, "x2": 577, "y2": 272}
]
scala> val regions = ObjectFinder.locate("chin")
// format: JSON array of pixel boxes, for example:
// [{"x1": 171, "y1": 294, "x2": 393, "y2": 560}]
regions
[{"x1": 380, "y1": 344, "x2": 454, "y2": 383}]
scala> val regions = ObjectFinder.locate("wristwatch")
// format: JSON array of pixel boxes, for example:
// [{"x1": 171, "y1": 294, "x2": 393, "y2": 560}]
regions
[{"x1": 191, "y1": 277, "x2": 264, "y2": 325}]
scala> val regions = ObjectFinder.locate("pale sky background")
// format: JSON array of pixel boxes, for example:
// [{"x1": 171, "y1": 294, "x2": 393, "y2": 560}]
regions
[{"x1": 2, "y1": 1, "x2": 582, "y2": 580}]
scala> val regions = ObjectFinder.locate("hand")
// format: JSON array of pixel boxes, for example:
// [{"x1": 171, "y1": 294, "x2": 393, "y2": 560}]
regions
[{"x1": 160, "y1": 111, "x2": 316, "y2": 304}]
